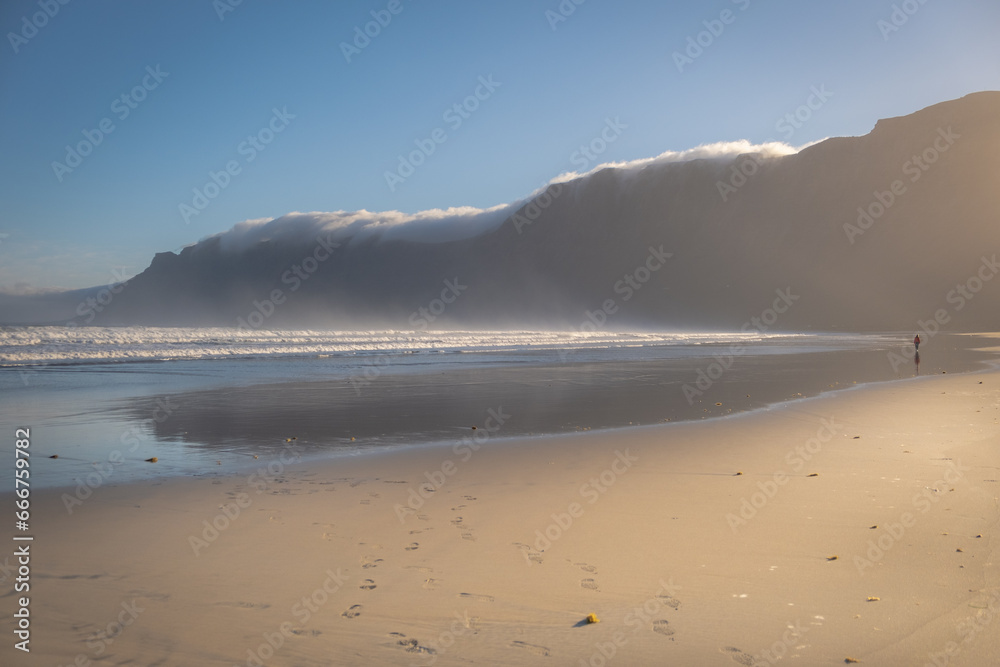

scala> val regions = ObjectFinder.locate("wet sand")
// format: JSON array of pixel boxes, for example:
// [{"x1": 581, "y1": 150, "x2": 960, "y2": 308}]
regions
[{"x1": 119, "y1": 333, "x2": 992, "y2": 455}]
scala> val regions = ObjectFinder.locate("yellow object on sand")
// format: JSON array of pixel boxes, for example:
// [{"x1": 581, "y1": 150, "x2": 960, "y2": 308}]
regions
[{"x1": 586, "y1": 613, "x2": 599, "y2": 624}]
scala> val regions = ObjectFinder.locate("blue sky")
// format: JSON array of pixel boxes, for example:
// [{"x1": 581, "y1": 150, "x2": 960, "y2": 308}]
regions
[{"x1": 1, "y1": 0, "x2": 998, "y2": 291}]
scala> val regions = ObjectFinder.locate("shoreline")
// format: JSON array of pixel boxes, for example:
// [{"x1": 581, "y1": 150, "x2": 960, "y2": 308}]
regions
[
  {"x1": 24, "y1": 345, "x2": 1000, "y2": 495},
  {"x1": 2, "y1": 363, "x2": 998, "y2": 665}
]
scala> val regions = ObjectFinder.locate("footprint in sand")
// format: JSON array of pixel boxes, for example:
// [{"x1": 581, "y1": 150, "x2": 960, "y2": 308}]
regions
[
  {"x1": 342, "y1": 604, "x2": 363, "y2": 619},
  {"x1": 581, "y1": 579, "x2": 599, "y2": 590},
  {"x1": 451, "y1": 505, "x2": 467, "y2": 511},
  {"x1": 405, "y1": 542, "x2": 419, "y2": 551},
  {"x1": 511, "y1": 641, "x2": 550, "y2": 657},
  {"x1": 423, "y1": 578, "x2": 440, "y2": 589},
  {"x1": 291, "y1": 628, "x2": 323, "y2": 637},
  {"x1": 360, "y1": 579, "x2": 377, "y2": 590},
  {"x1": 396, "y1": 638, "x2": 422, "y2": 653},
  {"x1": 361, "y1": 556, "x2": 384, "y2": 569},
  {"x1": 652, "y1": 620, "x2": 675, "y2": 638},
  {"x1": 720, "y1": 646, "x2": 757, "y2": 666},
  {"x1": 513, "y1": 542, "x2": 543, "y2": 564},
  {"x1": 657, "y1": 593, "x2": 681, "y2": 610},
  {"x1": 575, "y1": 562, "x2": 598, "y2": 574},
  {"x1": 388, "y1": 633, "x2": 436, "y2": 655},
  {"x1": 458, "y1": 592, "x2": 495, "y2": 603},
  {"x1": 463, "y1": 495, "x2": 477, "y2": 501},
  {"x1": 451, "y1": 516, "x2": 477, "y2": 541}
]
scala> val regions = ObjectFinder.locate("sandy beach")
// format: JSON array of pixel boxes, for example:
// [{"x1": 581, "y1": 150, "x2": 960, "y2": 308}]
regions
[{"x1": 1, "y1": 362, "x2": 997, "y2": 666}]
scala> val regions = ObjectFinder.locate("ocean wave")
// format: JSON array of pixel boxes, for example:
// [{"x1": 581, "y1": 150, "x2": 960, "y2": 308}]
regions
[{"x1": 0, "y1": 327, "x2": 811, "y2": 366}]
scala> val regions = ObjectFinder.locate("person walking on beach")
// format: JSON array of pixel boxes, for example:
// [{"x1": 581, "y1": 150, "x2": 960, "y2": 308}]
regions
[{"x1": 914, "y1": 334, "x2": 921, "y2": 351}]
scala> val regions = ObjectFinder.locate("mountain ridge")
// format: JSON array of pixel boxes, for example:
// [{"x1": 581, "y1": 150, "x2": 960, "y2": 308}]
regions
[{"x1": 5, "y1": 91, "x2": 999, "y2": 331}]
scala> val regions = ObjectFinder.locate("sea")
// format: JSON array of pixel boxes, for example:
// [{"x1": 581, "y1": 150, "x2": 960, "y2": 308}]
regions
[{"x1": 1, "y1": 327, "x2": 995, "y2": 489}]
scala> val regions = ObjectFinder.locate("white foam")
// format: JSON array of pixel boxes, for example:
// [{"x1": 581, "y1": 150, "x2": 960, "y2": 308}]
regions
[{"x1": 0, "y1": 327, "x2": 808, "y2": 366}]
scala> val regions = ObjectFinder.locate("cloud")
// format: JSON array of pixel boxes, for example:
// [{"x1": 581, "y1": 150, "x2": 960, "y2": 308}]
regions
[
  {"x1": 548, "y1": 139, "x2": 811, "y2": 184},
  {"x1": 212, "y1": 205, "x2": 520, "y2": 255},
  {"x1": 209, "y1": 139, "x2": 818, "y2": 255}
]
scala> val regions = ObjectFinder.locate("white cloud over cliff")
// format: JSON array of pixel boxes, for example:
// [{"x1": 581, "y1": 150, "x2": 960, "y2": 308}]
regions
[{"x1": 210, "y1": 140, "x2": 808, "y2": 254}]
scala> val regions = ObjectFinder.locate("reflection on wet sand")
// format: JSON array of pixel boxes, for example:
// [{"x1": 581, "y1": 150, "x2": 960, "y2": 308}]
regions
[{"x1": 117, "y1": 335, "x2": 996, "y2": 457}]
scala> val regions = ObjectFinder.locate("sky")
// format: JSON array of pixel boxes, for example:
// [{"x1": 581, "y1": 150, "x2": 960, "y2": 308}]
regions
[{"x1": 0, "y1": 0, "x2": 997, "y2": 292}]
